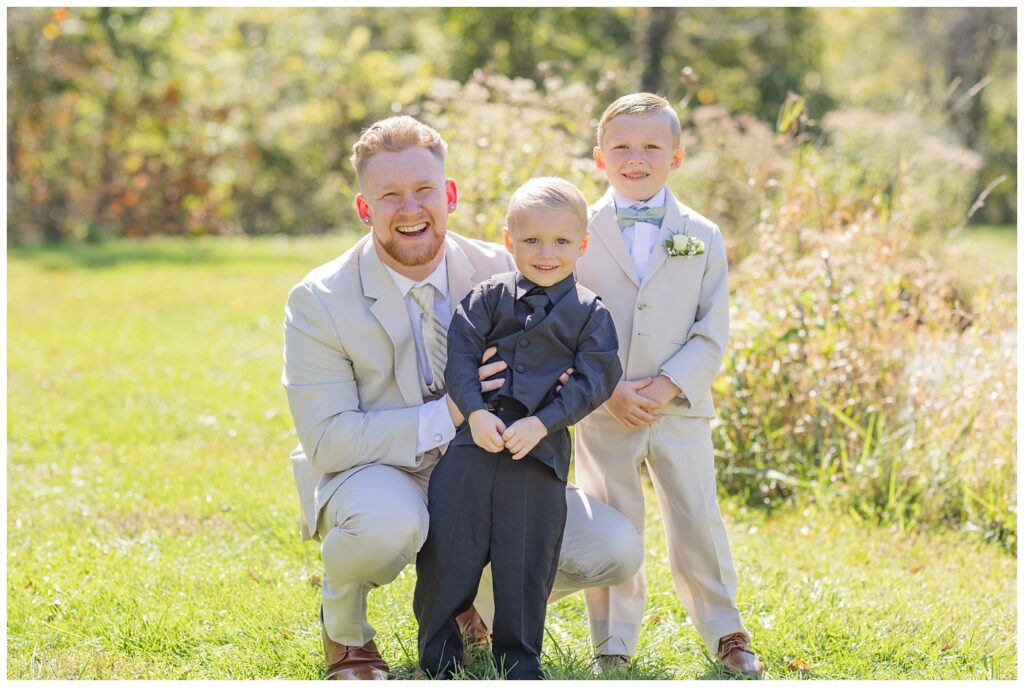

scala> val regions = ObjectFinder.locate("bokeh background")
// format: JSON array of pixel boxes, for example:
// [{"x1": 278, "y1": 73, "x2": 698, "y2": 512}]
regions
[
  {"x1": 6, "y1": 6, "x2": 1017, "y2": 679},
  {"x1": 7, "y1": 7, "x2": 1017, "y2": 243}
]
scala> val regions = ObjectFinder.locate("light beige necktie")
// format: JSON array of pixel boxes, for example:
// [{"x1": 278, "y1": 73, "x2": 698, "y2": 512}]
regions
[{"x1": 409, "y1": 284, "x2": 447, "y2": 392}]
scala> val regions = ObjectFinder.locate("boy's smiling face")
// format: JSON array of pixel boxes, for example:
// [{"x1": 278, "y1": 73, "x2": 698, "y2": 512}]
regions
[
  {"x1": 503, "y1": 207, "x2": 589, "y2": 287},
  {"x1": 594, "y1": 111, "x2": 685, "y2": 202}
]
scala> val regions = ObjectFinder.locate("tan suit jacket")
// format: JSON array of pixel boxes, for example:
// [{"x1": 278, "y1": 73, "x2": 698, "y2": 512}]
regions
[
  {"x1": 575, "y1": 188, "x2": 728, "y2": 418},
  {"x1": 283, "y1": 232, "x2": 514, "y2": 540}
]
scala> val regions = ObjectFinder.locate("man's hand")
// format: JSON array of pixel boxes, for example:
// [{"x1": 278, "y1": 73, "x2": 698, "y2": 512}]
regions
[
  {"x1": 604, "y1": 378, "x2": 660, "y2": 428},
  {"x1": 555, "y1": 367, "x2": 574, "y2": 393},
  {"x1": 468, "y1": 409, "x2": 507, "y2": 453},
  {"x1": 636, "y1": 374, "x2": 682, "y2": 411},
  {"x1": 502, "y1": 416, "x2": 547, "y2": 461},
  {"x1": 478, "y1": 346, "x2": 508, "y2": 393},
  {"x1": 447, "y1": 346, "x2": 508, "y2": 428}
]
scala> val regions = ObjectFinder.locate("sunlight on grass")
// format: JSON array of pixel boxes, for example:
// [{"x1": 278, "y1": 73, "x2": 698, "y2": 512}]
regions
[{"x1": 6, "y1": 235, "x2": 1016, "y2": 679}]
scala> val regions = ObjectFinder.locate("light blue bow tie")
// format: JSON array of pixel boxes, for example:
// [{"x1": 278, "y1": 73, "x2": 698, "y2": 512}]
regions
[{"x1": 616, "y1": 205, "x2": 666, "y2": 229}]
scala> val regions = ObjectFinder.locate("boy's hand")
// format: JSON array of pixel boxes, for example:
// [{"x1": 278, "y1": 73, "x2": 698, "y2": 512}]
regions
[
  {"x1": 502, "y1": 416, "x2": 547, "y2": 461},
  {"x1": 636, "y1": 374, "x2": 682, "y2": 411},
  {"x1": 447, "y1": 346, "x2": 508, "y2": 428},
  {"x1": 604, "y1": 378, "x2": 660, "y2": 428},
  {"x1": 469, "y1": 409, "x2": 507, "y2": 453}
]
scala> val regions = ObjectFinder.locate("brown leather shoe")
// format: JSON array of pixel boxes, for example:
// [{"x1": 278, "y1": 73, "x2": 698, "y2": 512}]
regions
[
  {"x1": 716, "y1": 632, "x2": 764, "y2": 677},
  {"x1": 594, "y1": 654, "x2": 630, "y2": 675},
  {"x1": 322, "y1": 624, "x2": 389, "y2": 680},
  {"x1": 455, "y1": 606, "x2": 491, "y2": 650}
]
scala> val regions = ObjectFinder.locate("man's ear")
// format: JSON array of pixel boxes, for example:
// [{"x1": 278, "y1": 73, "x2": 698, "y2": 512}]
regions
[
  {"x1": 502, "y1": 227, "x2": 514, "y2": 254},
  {"x1": 445, "y1": 179, "x2": 458, "y2": 212},
  {"x1": 579, "y1": 231, "x2": 590, "y2": 256},
  {"x1": 593, "y1": 146, "x2": 606, "y2": 171},
  {"x1": 670, "y1": 145, "x2": 685, "y2": 170},
  {"x1": 355, "y1": 195, "x2": 372, "y2": 226}
]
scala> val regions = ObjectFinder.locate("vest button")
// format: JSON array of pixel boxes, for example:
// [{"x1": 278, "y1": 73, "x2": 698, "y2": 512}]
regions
[{"x1": 515, "y1": 363, "x2": 526, "y2": 373}]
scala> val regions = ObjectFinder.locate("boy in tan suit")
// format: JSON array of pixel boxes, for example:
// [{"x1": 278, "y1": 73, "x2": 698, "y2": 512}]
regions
[{"x1": 574, "y1": 93, "x2": 764, "y2": 677}]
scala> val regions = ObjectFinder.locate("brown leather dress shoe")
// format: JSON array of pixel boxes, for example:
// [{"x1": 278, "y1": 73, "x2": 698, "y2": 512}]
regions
[
  {"x1": 716, "y1": 632, "x2": 764, "y2": 678},
  {"x1": 322, "y1": 624, "x2": 389, "y2": 680},
  {"x1": 455, "y1": 606, "x2": 492, "y2": 650}
]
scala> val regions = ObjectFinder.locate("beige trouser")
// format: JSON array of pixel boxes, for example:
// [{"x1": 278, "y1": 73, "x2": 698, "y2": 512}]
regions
[
  {"x1": 316, "y1": 462, "x2": 644, "y2": 647},
  {"x1": 574, "y1": 407, "x2": 748, "y2": 655}
]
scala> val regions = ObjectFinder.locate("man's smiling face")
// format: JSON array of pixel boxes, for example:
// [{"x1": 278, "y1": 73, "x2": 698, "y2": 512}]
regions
[{"x1": 355, "y1": 146, "x2": 457, "y2": 279}]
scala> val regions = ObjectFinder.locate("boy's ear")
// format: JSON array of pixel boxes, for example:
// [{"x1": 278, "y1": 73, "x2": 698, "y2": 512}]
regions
[
  {"x1": 579, "y1": 231, "x2": 590, "y2": 255},
  {"x1": 355, "y1": 194, "x2": 372, "y2": 227},
  {"x1": 502, "y1": 227, "x2": 514, "y2": 254},
  {"x1": 670, "y1": 145, "x2": 685, "y2": 170},
  {"x1": 593, "y1": 146, "x2": 606, "y2": 170}
]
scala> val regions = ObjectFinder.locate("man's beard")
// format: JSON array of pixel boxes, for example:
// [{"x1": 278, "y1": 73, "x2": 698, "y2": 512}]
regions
[{"x1": 380, "y1": 230, "x2": 444, "y2": 267}]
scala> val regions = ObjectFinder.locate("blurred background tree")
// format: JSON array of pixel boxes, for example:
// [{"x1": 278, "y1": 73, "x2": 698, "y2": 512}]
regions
[{"x1": 7, "y1": 6, "x2": 1016, "y2": 243}]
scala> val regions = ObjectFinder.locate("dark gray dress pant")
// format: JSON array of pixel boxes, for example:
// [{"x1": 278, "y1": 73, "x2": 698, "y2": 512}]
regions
[{"x1": 414, "y1": 440, "x2": 567, "y2": 680}]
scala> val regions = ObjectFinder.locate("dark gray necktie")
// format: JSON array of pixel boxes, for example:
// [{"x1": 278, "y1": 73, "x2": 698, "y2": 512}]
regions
[{"x1": 522, "y1": 290, "x2": 550, "y2": 330}]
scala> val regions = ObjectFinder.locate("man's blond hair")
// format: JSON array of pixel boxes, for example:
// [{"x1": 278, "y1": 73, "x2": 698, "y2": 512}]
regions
[
  {"x1": 505, "y1": 177, "x2": 588, "y2": 233},
  {"x1": 350, "y1": 115, "x2": 448, "y2": 177},
  {"x1": 596, "y1": 92, "x2": 682, "y2": 146}
]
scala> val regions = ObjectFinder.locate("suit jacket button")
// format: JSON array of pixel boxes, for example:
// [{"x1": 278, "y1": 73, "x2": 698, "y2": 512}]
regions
[
  {"x1": 519, "y1": 338, "x2": 530, "y2": 347},
  {"x1": 515, "y1": 363, "x2": 526, "y2": 373}
]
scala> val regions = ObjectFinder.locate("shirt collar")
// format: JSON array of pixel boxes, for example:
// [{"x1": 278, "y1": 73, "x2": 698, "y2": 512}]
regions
[
  {"x1": 514, "y1": 271, "x2": 575, "y2": 303},
  {"x1": 612, "y1": 186, "x2": 667, "y2": 211},
  {"x1": 384, "y1": 254, "x2": 449, "y2": 299}
]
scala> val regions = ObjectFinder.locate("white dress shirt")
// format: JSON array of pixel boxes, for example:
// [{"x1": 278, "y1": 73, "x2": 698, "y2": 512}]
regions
[
  {"x1": 613, "y1": 187, "x2": 667, "y2": 282},
  {"x1": 384, "y1": 257, "x2": 458, "y2": 454}
]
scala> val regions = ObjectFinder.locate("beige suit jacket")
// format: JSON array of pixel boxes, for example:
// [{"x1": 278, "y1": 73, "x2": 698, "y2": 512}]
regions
[
  {"x1": 575, "y1": 188, "x2": 728, "y2": 418},
  {"x1": 283, "y1": 232, "x2": 514, "y2": 540}
]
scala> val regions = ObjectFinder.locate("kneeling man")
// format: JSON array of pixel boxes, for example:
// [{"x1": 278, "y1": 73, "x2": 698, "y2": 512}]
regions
[{"x1": 282, "y1": 115, "x2": 643, "y2": 679}]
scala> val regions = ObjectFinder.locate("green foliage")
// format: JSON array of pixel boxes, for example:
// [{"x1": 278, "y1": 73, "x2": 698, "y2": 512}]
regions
[
  {"x1": 423, "y1": 72, "x2": 604, "y2": 241},
  {"x1": 700, "y1": 105, "x2": 1019, "y2": 548},
  {"x1": 7, "y1": 7, "x2": 1015, "y2": 243}
]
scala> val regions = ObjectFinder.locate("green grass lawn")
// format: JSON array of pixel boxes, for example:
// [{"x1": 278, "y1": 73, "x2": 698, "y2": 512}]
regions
[
  {"x1": 930, "y1": 223, "x2": 1017, "y2": 288},
  {"x1": 6, "y1": 234, "x2": 1017, "y2": 679}
]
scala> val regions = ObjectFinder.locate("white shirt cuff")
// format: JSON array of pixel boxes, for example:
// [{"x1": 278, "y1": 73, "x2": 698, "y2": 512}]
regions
[{"x1": 417, "y1": 396, "x2": 458, "y2": 454}]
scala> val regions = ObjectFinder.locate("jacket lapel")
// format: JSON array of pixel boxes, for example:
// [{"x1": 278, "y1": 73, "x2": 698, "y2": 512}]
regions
[
  {"x1": 590, "y1": 189, "x2": 641, "y2": 288},
  {"x1": 444, "y1": 235, "x2": 477, "y2": 316},
  {"x1": 641, "y1": 189, "x2": 691, "y2": 285},
  {"x1": 359, "y1": 239, "x2": 422, "y2": 406}
]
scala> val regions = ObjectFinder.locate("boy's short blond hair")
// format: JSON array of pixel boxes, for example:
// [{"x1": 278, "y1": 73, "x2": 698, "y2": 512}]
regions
[
  {"x1": 350, "y1": 115, "x2": 448, "y2": 177},
  {"x1": 596, "y1": 92, "x2": 682, "y2": 146},
  {"x1": 506, "y1": 177, "x2": 588, "y2": 233}
]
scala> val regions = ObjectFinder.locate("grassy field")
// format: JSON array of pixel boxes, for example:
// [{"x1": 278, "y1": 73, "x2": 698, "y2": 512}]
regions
[
  {"x1": 924, "y1": 223, "x2": 1018, "y2": 287},
  {"x1": 6, "y1": 232, "x2": 1017, "y2": 679}
]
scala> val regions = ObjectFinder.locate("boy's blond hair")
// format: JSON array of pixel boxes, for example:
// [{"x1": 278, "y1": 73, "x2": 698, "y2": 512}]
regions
[
  {"x1": 350, "y1": 115, "x2": 448, "y2": 177},
  {"x1": 596, "y1": 92, "x2": 682, "y2": 146},
  {"x1": 506, "y1": 177, "x2": 588, "y2": 233}
]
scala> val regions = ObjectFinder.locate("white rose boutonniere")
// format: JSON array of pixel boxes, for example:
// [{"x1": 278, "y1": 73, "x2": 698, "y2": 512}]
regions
[{"x1": 665, "y1": 231, "x2": 705, "y2": 258}]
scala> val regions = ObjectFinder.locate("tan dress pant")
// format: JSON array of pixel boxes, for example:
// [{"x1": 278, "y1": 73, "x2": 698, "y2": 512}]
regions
[
  {"x1": 574, "y1": 407, "x2": 749, "y2": 655},
  {"x1": 316, "y1": 462, "x2": 643, "y2": 647}
]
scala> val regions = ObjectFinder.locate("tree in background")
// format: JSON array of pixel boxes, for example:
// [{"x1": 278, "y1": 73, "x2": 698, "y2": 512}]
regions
[{"x1": 6, "y1": 6, "x2": 1015, "y2": 243}]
